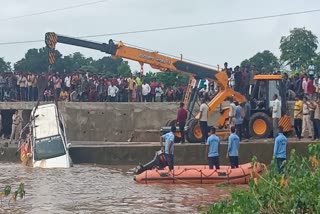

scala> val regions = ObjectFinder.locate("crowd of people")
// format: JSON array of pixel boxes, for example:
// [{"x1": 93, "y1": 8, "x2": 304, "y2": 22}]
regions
[
  {"x1": 0, "y1": 62, "x2": 319, "y2": 104},
  {"x1": 222, "y1": 62, "x2": 320, "y2": 101},
  {"x1": 0, "y1": 71, "x2": 187, "y2": 103},
  {"x1": 0, "y1": 63, "x2": 320, "y2": 105}
]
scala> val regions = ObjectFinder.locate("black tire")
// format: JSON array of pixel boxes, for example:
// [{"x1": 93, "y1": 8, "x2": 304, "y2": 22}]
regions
[
  {"x1": 165, "y1": 119, "x2": 173, "y2": 126},
  {"x1": 168, "y1": 119, "x2": 177, "y2": 127},
  {"x1": 249, "y1": 112, "x2": 272, "y2": 138},
  {"x1": 164, "y1": 119, "x2": 176, "y2": 127},
  {"x1": 186, "y1": 119, "x2": 202, "y2": 143}
]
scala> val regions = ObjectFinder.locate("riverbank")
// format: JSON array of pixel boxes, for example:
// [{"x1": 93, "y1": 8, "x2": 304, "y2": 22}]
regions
[{"x1": 0, "y1": 139, "x2": 312, "y2": 165}]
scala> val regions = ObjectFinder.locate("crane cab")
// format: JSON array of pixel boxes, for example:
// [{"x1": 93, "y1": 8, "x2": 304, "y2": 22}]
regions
[{"x1": 249, "y1": 75, "x2": 292, "y2": 138}]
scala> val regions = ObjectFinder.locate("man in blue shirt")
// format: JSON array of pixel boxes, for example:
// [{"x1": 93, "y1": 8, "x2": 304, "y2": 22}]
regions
[
  {"x1": 227, "y1": 126, "x2": 240, "y2": 168},
  {"x1": 206, "y1": 127, "x2": 220, "y2": 169},
  {"x1": 160, "y1": 126, "x2": 176, "y2": 171},
  {"x1": 273, "y1": 126, "x2": 287, "y2": 173}
]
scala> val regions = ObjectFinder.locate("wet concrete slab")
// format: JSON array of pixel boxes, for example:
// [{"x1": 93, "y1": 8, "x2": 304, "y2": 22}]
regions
[{"x1": 0, "y1": 138, "x2": 314, "y2": 166}]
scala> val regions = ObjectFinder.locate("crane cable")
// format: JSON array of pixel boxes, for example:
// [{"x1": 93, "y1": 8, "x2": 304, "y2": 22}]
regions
[{"x1": 0, "y1": 8, "x2": 320, "y2": 46}]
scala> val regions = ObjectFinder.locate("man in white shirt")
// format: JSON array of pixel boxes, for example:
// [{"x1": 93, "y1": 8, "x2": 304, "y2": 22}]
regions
[
  {"x1": 64, "y1": 75, "x2": 71, "y2": 92},
  {"x1": 142, "y1": 80, "x2": 151, "y2": 102},
  {"x1": 229, "y1": 97, "x2": 236, "y2": 127},
  {"x1": 199, "y1": 98, "x2": 209, "y2": 144},
  {"x1": 272, "y1": 94, "x2": 281, "y2": 138},
  {"x1": 108, "y1": 82, "x2": 119, "y2": 102}
]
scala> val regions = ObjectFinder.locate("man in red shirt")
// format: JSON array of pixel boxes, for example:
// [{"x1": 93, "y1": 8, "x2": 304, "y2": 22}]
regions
[
  {"x1": 176, "y1": 102, "x2": 188, "y2": 143},
  {"x1": 307, "y1": 77, "x2": 316, "y2": 98}
]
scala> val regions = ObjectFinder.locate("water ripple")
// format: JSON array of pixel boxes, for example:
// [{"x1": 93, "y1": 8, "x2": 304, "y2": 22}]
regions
[{"x1": 0, "y1": 163, "x2": 234, "y2": 214}]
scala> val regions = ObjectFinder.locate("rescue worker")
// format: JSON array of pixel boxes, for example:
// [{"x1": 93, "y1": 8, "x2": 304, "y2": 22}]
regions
[
  {"x1": 160, "y1": 126, "x2": 176, "y2": 172},
  {"x1": 21, "y1": 133, "x2": 32, "y2": 167},
  {"x1": 227, "y1": 126, "x2": 240, "y2": 168},
  {"x1": 176, "y1": 102, "x2": 187, "y2": 144},
  {"x1": 273, "y1": 126, "x2": 287, "y2": 173},
  {"x1": 206, "y1": 127, "x2": 220, "y2": 170},
  {"x1": 10, "y1": 110, "x2": 22, "y2": 144}
]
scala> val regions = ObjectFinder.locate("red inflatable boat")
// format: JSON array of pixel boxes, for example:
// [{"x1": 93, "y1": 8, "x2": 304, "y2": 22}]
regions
[{"x1": 134, "y1": 162, "x2": 263, "y2": 184}]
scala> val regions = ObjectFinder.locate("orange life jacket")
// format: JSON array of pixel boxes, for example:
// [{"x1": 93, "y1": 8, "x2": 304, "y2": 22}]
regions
[{"x1": 20, "y1": 143, "x2": 32, "y2": 162}]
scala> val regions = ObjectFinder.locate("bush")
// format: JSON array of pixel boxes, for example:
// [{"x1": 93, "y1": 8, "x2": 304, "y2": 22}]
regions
[
  {"x1": 0, "y1": 183, "x2": 25, "y2": 206},
  {"x1": 205, "y1": 143, "x2": 320, "y2": 214}
]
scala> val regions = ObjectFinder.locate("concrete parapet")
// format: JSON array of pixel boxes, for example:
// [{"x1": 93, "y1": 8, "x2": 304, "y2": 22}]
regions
[
  {"x1": 0, "y1": 101, "x2": 295, "y2": 142},
  {"x1": 0, "y1": 141, "x2": 310, "y2": 166}
]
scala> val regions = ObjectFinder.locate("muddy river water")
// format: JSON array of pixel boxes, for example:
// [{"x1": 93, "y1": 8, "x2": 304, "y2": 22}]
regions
[{"x1": 0, "y1": 163, "x2": 234, "y2": 214}]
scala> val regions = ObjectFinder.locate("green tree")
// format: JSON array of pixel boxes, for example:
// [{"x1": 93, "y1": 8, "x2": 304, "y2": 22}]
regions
[
  {"x1": 280, "y1": 27, "x2": 318, "y2": 70},
  {"x1": 93, "y1": 56, "x2": 131, "y2": 76},
  {"x1": 241, "y1": 50, "x2": 279, "y2": 73},
  {"x1": 314, "y1": 53, "x2": 320, "y2": 76},
  {"x1": 63, "y1": 52, "x2": 94, "y2": 73},
  {"x1": 14, "y1": 47, "x2": 64, "y2": 73},
  {"x1": 143, "y1": 70, "x2": 189, "y2": 87},
  {"x1": 117, "y1": 61, "x2": 131, "y2": 77},
  {"x1": 80, "y1": 65, "x2": 98, "y2": 73},
  {"x1": 240, "y1": 59, "x2": 250, "y2": 69},
  {"x1": 0, "y1": 57, "x2": 11, "y2": 72}
]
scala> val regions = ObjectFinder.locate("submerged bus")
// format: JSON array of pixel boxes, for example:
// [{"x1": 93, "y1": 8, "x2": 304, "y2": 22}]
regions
[{"x1": 30, "y1": 104, "x2": 72, "y2": 168}]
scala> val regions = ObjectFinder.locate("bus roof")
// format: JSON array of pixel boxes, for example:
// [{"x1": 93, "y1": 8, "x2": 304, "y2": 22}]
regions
[
  {"x1": 33, "y1": 104, "x2": 60, "y2": 139},
  {"x1": 254, "y1": 74, "x2": 283, "y2": 80}
]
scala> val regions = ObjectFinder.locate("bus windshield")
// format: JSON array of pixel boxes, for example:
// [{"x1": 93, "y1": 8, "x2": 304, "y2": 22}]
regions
[{"x1": 34, "y1": 135, "x2": 66, "y2": 160}]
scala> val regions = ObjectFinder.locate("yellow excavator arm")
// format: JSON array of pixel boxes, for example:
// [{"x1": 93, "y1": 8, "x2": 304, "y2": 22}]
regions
[
  {"x1": 45, "y1": 32, "x2": 245, "y2": 103},
  {"x1": 45, "y1": 32, "x2": 246, "y2": 142}
]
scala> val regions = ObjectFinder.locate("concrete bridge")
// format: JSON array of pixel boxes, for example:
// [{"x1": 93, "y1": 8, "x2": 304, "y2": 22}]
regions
[{"x1": 0, "y1": 101, "x2": 295, "y2": 142}]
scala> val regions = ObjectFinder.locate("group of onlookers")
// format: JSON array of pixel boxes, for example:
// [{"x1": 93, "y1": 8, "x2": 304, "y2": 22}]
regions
[
  {"x1": 224, "y1": 61, "x2": 320, "y2": 101},
  {"x1": 294, "y1": 94, "x2": 320, "y2": 141},
  {"x1": 0, "y1": 71, "x2": 187, "y2": 103}
]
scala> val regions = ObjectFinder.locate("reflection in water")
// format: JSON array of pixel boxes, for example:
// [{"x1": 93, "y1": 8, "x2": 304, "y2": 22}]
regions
[{"x1": 0, "y1": 163, "x2": 234, "y2": 214}]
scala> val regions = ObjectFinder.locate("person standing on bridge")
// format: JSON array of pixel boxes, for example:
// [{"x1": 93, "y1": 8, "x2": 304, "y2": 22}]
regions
[
  {"x1": 176, "y1": 102, "x2": 187, "y2": 144},
  {"x1": 199, "y1": 98, "x2": 209, "y2": 144},
  {"x1": 160, "y1": 126, "x2": 176, "y2": 172},
  {"x1": 0, "y1": 110, "x2": 3, "y2": 139},
  {"x1": 243, "y1": 98, "x2": 251, "y2": 141},
  {"x1": 234, "y1": 101, "x2": 243, "y2": 142},
  {"x1": 206, "y1": 127, "x2": 220, "y2": 170},
  {"x1": 294, "y1": 95, "x2": 303, "y2": 140},
  {"x1": 272, "y1": 94, "x2": 281, "y2": 138},
  {"x1": 10, "y1": 110, "x2": 22, "y2": 144},
  {"x1": 273, "y1": 126, "x2": 287, "y2": 173},
  {"x1": 227, "y1": 126, "x2": 240, "y2": 168},
  {"x1": 108, "y1": 82, "x2": 119, "y2": 102},
  {"x1": 229, "y1": 97, "x2": 236, "y2": 128}
]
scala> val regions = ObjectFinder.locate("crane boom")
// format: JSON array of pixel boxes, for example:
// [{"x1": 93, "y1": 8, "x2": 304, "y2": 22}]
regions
[
  {"x1": 45, "y1": 32, "x2": 245, "y2": 119},
  {"x1": 45, "y1": 33, "x2": 228, "y2": 85}
]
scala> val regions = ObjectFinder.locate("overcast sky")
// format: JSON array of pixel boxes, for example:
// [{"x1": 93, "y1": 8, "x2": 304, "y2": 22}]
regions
[{"x1": 1, "y1": 0, "x2": 320, "y2": 72}]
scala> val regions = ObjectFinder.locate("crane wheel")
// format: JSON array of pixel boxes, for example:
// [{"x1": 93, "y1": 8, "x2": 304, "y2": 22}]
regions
[
  {"x1": 249, "y1": 112, "x2": 272, "y2": 138},
  {"x1": 186, "y1": 119, "x2": 202, "y2": 143}
]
